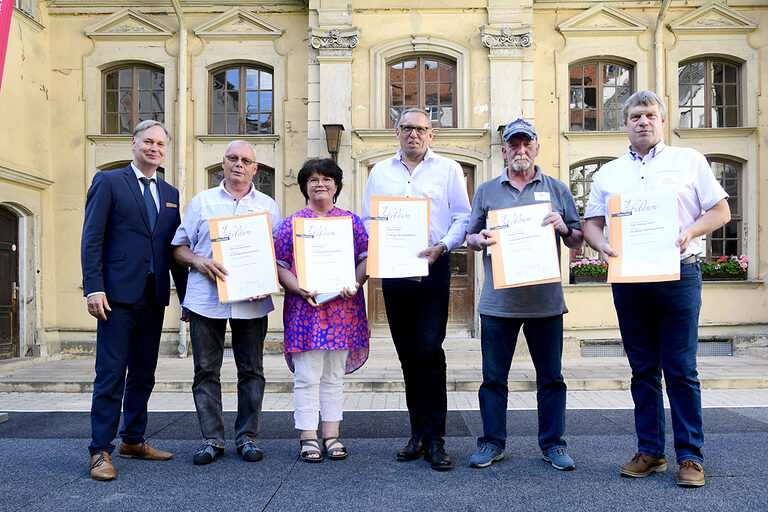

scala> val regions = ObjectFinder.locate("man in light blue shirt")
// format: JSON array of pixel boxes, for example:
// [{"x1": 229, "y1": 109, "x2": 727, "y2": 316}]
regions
[{"x1": 172, "y1": 140, "x2": 281, "y2": 466}]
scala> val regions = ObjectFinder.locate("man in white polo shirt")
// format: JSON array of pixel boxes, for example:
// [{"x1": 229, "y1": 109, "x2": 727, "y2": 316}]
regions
[{"x1": 584, "y1": 90, "x2": 730, "y2": 488}]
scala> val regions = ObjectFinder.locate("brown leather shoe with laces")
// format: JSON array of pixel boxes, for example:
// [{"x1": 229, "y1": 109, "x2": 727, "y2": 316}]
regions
[
  {"x1": 677, "y1": 460, "x2": 705, "y2": 487},
  {"x1": 620, "y1": 453, "x2": 667, "y2": 477},
  {"x1": 118, "y1": 441, "x2": 173, "y2": 460},
  {"x1": 89, "y1": 451, "x2": 116, "y2": 481}
]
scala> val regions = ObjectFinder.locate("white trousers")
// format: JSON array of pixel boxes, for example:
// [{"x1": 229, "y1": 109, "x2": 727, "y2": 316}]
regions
[{"x1": 292, "y1": 349, "x2": 348, "y2": 431}]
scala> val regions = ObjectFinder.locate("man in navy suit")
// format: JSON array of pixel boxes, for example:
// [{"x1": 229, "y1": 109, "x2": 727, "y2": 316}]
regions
[{"x1": 81, "y1": 120, "x2": 187, "y2": 481}]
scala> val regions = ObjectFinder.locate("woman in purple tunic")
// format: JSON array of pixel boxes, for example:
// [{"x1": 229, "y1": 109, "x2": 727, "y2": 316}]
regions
[{"x1": 274, "y1": 158, "x2": 369, "y2": 462}]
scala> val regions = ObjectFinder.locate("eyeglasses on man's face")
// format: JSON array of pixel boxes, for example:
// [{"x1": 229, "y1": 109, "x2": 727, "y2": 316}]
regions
[
  {"x1": 225, "y1": 155, "x2": 256, "y2": 167},
  {"x1": 398, "y1": 124, "x2": 431, "y2": 136}
]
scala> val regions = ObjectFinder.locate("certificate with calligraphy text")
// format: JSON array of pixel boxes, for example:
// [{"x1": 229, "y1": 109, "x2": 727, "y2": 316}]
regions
[
  {"x1": 209, "y1": 212, "x2": 279, "y2": 302},
  {"x1": 607, "y1": 189, "x2": 680, "y2": 283},
  {"x1": 367, "y1": 197, "x2": 430, "y2": 278},
  {"x1": 293, "y1": 216, "x2": 357, "y2": 300},
  {"x1": 488, "y1": 202, "x2": 561, "y2": 289}
]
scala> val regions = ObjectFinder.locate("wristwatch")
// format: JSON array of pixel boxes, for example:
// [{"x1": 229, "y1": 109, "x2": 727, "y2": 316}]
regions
[
  {"x1": 563, "y1": 226, "x2": 573, "y2": 238},
  {"x1": 437, "y1": 241, "x2": 449, "y2": 254}
]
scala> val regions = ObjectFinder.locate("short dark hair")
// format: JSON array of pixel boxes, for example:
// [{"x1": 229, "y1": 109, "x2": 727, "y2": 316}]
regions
[{"x1": 297, "y1": 158, "x2": 344, "y2": 204}]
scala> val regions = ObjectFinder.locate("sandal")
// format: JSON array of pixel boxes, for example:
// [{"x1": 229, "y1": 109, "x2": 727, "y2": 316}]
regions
[
  {"x1": 323, "y1": 437, "x2": 348, "y2": 460},
  {"x1": 299, "y1": 439, "x2": 323, "y2": 463}
]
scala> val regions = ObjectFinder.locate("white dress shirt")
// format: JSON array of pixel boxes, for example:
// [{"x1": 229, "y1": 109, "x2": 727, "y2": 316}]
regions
[
  {"x1": 361, "y1": 148, "x2": 471, "y2": 250},
  {"x1": 172, "y1": 181, "x2": 282, "y2": 319},
  {"x1": 131, "y1": 162, "x2": 159, "y2": 211}
]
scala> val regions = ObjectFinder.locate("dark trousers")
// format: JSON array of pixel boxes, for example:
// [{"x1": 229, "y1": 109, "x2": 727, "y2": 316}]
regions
[
  {"x1": 611, "y1": 262, "x2": 704, "y2": 463},
  {"x1": 382, "y1": 253, "x2": 450, "y2": 446},
  {"x1": 189, "y1": 311, "x2": 267, "y2": 448},
  {"x1": 478, "y1": 314, "x2": 567, "y2": 453},
  {"x1": 89, "y1": 276, "x2": 164, "y2": 456}
]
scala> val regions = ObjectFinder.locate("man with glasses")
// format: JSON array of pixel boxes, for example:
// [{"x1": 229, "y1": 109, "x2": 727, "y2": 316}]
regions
[
  {"x1": 172, "y1": 140, "x2": 282, "y2": 465},
  {"x1": 362, "y1": 108, "x2": 471, "y2": 471},
  {"x1": 465, "y1": 118, "x2": 583, "y2": 471}
]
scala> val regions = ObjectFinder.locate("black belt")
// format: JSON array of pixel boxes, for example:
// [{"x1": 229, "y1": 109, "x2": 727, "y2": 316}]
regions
[{"x1": 681, "y1": 255, "x2": 698, "y2": 265}]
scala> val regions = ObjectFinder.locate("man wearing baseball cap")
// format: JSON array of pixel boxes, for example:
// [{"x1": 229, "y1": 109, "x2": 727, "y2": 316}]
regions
[{"x1": 465, "y1": 118, "x2": 583, "y2": 470}]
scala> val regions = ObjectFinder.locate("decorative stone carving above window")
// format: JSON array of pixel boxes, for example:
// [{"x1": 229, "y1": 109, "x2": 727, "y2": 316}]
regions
[
  {"x1": 193, "y1": 7, "x2": 285, "y2": 40},
  {"x1": 481, "y1": 26, "x2": 532, "y2": 50},
  {"x1": 557, "y1": 5, "x2": 647, "y2": 36},
  {"x1": 309, "y1": 27, "x2": 360, "y2": 57},
  {"x1": 668, "y1": 2, "x2": 757, "y2": 34},
  {"x1": 85, "y1": 8, "x2": 173, "y2": 40}
]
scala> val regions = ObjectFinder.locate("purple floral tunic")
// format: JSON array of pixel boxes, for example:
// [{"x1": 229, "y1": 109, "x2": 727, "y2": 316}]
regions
[{"x1": 274, "y1": 207, "x2": 369, "y2": 374}]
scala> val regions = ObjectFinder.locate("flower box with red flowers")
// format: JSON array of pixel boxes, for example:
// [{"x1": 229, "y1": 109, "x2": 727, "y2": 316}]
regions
[
  {"x1": 569, "y1": 258, "x2": 608, "y2": 284},
  {"x1": 700, "y1": 255, "x2": 748, "y2": 281}
]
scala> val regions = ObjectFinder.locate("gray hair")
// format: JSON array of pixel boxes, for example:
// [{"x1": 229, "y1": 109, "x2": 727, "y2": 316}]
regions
[
  {"x1": 397, "y1": 108, "x2": 433, "y2": 129},
  {"x1": 133, "y1": 120, "x2": 170, "y2": 141},
  {"x1": 224, "y1": 139, "x2": 258, "y2": 158},
  {"x1": 622, "y1": 90, "x2": 667, "y2": 125}
]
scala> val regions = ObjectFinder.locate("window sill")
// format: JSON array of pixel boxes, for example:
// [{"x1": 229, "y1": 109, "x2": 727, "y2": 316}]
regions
[
  {"x1": 562, "y1": 131, "x2": 627, "y2": 140},
  {"x1": 196, "y1": 135, "x2": 280, "y2": 145},
  {"x1": 674, "y1": 127, "x2": 757, "y2": 138},
  {"x1": 354, "y1": 128, "x2": 487, "y2": 142}
]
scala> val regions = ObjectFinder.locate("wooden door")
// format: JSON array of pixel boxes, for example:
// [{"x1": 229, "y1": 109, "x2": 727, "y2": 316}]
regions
[
  {"x1": 0, "y1": 207, "x2": 19, "y2": 359},
  {"x1": 368, "y1": 164, "x2": 475, "y2": 336}
]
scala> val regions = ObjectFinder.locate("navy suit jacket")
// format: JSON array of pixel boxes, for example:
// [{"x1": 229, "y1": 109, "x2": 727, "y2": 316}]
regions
[{"x1": 81, "y1": 165, "x2": 187, "y2": 306}]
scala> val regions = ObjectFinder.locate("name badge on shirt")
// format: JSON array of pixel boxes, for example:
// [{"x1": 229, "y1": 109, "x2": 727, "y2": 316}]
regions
[{"x1": 534, "y1": 192, "x2": 550, "y2": 202}]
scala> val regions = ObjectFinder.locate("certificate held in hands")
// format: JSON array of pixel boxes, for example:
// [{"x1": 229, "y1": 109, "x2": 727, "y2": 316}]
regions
[
  {"x1": 293, "y1": 216, "x2": 357, "y2": 304},
  {"x1": 209, "y1": 212, "x2": 280, "y2": 302},
  {"x1": 367, "y1": 196, "x2": 430, "y2": 279},
  {"x1": 488, "y1": 202, "x2": 561, "y2": 289},
  {"x1": 607, "y1": 189, "x2": 680, "y2": 283}
]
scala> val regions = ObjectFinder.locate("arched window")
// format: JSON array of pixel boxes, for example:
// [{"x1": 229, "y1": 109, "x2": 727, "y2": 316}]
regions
[
  {"x1": 569, "y1": 60, "x2": 633, "y2": 131},
  {"x1": 388, "y1": 57, "x2": 456, "y2": 128},
  {"x1": 208, "y1": 164, "x2": 275, "y2": 199},
  {"x1": 707, "y1": 158, "x2": 742, "y2": 256},
  {"x1": 569, "y1": 159, "x2": 612, "y2": 269},
  {"x1": 103, "y1": 65, "x2": 164, "y2": 134},
  {"x1": 679, "y1": 58, "x2": 741, "y2": 128},
  {"x1": 209, "y1": 65, "x2": 274, "y2": 135}
]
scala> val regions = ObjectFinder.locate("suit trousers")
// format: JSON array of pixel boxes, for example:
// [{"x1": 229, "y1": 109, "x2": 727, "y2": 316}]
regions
[
  {"x1": 89, "y1": 275, "x2": 164, "y2": 456},
  {"x1": 381, "y1": 252, "x2": 450, "y2": 446}
]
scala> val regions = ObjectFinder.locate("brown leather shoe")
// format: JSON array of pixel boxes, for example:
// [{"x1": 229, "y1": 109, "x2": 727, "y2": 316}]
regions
[
  {"x1": 677, "y1": 460, "x2": 705, "y2": 487},
  {"x1": 620, "y1": 453, "x2": 667, "y2": 477},
  {"x1": 118, "y1": 441, "x2": 173, "y2": 460},
  {"x1": 89, "y1": 451, "x2": 116, "y2": 481}
]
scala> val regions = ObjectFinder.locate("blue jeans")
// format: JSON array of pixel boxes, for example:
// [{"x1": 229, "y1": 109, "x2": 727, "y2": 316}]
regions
[
  {"x1": 611, "y1": 262, "x2": 703, "y2": 464},
  {"x1": 478, "y1": 314, "x2": 567, "y2": 453},
  {"x1": 189, "y1": 311, "x2": 267, "y2": 448}
]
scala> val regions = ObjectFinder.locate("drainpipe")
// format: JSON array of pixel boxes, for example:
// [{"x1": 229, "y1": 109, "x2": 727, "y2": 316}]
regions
[
  {"x1": 171, "y1": 0, "x2": 189, "y2": 357},
  {"x1": 654, "y1": 0, "x2": 671, "y2": 95}
]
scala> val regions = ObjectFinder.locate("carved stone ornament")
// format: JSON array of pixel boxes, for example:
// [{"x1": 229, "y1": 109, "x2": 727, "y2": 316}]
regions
[
  {"x1": 481, "y1": 26, "x2": 532, "y2": 49},
  {"x1": 310, "y1": 28, "x2": 359, "y2": 50}
]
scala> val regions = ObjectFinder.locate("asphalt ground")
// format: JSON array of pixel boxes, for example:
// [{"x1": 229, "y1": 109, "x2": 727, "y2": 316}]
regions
[{"x1": 1, "y1": 407, "x2": 767, "y2": 511}]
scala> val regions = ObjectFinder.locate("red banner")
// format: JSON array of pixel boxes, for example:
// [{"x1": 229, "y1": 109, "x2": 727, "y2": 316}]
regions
[{"x1": 0, "y1": 0, "x2": 13, "y2": 91}]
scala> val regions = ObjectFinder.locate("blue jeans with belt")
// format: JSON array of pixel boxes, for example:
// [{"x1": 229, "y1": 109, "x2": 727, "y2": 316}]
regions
[
  {"x1": 478, "y1": 314, "x2": 567, "y2": 454},
  {"x1": 611, "y1": 262, "x2": 703, "y2": 463}
]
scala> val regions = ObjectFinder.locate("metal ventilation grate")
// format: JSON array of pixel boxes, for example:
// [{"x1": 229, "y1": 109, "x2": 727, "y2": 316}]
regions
[
  {"x1": 581, "y1": 344, "x2": 625, "y2": 358},
  {"x1": 698, "y1": 341, "x2": 732, "y2": 357}
]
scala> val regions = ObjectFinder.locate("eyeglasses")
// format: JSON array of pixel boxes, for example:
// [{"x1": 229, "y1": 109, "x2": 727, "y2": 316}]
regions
[
  {"x1": 399, "y1": 125, "x2": 430, "y2": 136},
  {"x1": 307, "y1": 177, "x2": 335, "y2": 186},
  {"x1": 225, "y1": 155, "x2": 256, "y2": 166}
]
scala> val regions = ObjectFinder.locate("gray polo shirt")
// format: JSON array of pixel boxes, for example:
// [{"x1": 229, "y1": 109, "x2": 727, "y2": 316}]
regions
[{"x1": 467, "y1": 166, "x2": 581, "y2": 318}]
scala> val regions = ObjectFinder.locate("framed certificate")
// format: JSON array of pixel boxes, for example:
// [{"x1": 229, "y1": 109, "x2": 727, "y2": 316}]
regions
[
  {"x1": 488, "y1": 202, "x2": 561, "y2": 289},
  {"x1": 209, "y1": 212, "x2": 280, "y2": 302},
  {"x1": 607, "y1": 189, "x2": 680, "y2": 283},
  {"x1": 367, "y1": 196, "x2": 430, "y2": 279},
  {"x1": 293, "y1": 215, "x2": 357, "y2": 296}
]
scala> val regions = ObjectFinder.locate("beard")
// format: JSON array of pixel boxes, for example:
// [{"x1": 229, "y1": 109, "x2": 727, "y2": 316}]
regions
[{"x1": 509, "y1": 156, "x2": 533, "y2": 173}]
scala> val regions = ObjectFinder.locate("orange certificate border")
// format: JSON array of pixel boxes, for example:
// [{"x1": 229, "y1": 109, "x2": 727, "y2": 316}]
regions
[
  {"x1": 293, "y1": 215, "x2": 353, "y2": 291},
  {"x1": 367, "y1": 196, "x2": 430, "y2": 278},
  {"x1": 607, "y1": 194, "x2": 680, "y2": 283},
  {"x1": 208, "y1": 211, "x2": 279, "y2": 303},
  {"x1": 488, "y1": 203, "x2": 561, "y2": 289}
]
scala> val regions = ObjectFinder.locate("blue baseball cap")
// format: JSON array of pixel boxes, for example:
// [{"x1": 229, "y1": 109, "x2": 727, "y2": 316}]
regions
[{"x1": 502, "y1": 118, "x2": 537, "y2": 141}]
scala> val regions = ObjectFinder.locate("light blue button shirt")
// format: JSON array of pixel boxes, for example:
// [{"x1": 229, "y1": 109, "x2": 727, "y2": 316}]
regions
[{"x1": 172, "y1": 181, "x2": 282, "y2": 319}]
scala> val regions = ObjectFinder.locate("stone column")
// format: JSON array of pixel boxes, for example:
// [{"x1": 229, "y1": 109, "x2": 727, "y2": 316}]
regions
[{"x1": 308, "y1": 27, "x2": 359, "y2": 211}]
